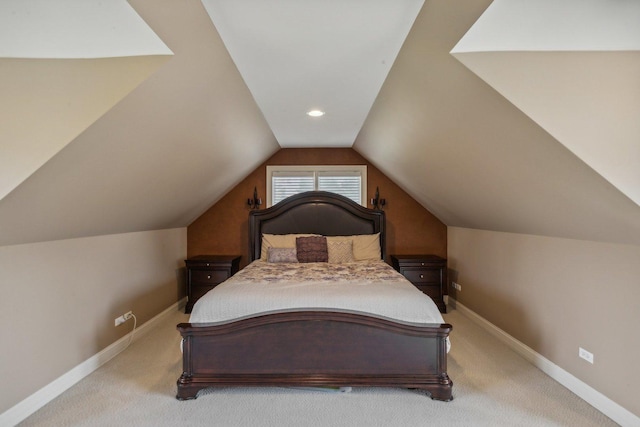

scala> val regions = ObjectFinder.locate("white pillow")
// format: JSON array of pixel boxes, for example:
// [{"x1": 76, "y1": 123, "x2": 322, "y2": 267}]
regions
[{"x1": 267, "y1": 247, "x2": 298, "y2": 263}]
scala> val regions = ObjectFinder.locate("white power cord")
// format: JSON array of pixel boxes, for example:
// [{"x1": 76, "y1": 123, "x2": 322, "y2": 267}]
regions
[
  {"x1": 114, "y1": 311, "x2": 138, "y2": 351},
  {"x1": 124, "y1": 312, "x2": 137, "y2": 350},
  {"x1": 121, "y1": 312, "x2": 138, "y2": 351}
]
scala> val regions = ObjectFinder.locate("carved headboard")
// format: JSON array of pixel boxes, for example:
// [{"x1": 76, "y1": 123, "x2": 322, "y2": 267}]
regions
[{"x1": 248, "y1": 191, "x2": 386, "y2": 262}]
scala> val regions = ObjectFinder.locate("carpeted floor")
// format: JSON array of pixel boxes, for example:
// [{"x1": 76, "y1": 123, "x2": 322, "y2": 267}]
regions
[{"x1": 20, "y1": 308, "x2": 617, "y2": 426}]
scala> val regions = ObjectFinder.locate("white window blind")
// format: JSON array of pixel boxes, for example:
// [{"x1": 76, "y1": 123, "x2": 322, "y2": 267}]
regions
[
  {"x1": 272, "y1": 171, "x2": 314, "y2": 205},
  {"x1": 267, "y1": 165, "x2": 367, "y2": 207},
  {"x1": 317, "y1": 171, "x2": 361, "y2": 204}
]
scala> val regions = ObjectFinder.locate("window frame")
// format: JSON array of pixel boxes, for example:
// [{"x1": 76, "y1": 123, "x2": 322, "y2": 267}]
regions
[{"x1": 266, "y1": 165, "x2": 367, "y2": 207}]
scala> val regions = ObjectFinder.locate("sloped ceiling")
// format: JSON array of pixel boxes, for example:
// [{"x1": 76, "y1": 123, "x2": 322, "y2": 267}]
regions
[
  {"x1": 451, "y1": 0, "x2": 640, "y2": 206},
  {"x1": 0, "y1": 0, "x2": 172, "y2": 200},
  {"x1": 354, "y1": 0, "x2": 640, "y2": 245},
  {"x1": 0, "y1": 0, "x2": 279, "y2": 245},
  {"x1": 1, "y1": 0, "x2": 639, "y2": 247}
]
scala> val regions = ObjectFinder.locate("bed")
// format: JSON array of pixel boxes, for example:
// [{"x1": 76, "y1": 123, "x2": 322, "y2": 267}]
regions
[{"x1": 176, "y1": 191, "x2": 453, "y2": 401}]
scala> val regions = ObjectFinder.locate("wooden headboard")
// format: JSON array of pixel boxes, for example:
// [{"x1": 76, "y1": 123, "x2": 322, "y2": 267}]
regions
[{"x1": 249, "y1": 191, "x2": 386, "y2": 262}]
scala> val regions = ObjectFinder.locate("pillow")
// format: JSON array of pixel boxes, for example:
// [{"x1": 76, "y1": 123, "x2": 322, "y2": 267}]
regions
[
  {"x1": 267, "y1": 247, "x2": 298, "y2": 263},
  {"x1": 327, "y1": 240, "x2": 354, "y2": 263},
  {"x1": 260, "y1": 234, "x2": 318, "y2": 261},
  {"x1": 351, "y1": 233, "x2": 381, "y2": 260},
  {"x1": 296, "y1": 236, "x2": 328, "y2": 263},
  {"x1": 326, "y1": 233, "x2": 381, "y2": 261}
]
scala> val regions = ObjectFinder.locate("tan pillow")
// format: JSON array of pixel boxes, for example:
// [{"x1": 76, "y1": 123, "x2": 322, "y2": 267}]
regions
[
  {"x1": 327, "y1": 240, "x2": 354, "y2": 263},
  {"x1": 326, "y1": 233, "x2": 380, "y2": 261},
  {"x1": 351, "y1": 233, "x2": 381, "y2": 260},
  {"x1": 260, "y1": 234, "x2": 317, "y2": 261}
]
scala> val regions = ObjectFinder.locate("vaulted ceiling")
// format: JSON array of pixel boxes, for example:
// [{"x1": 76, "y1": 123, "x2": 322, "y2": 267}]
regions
[
  {"x1": 1, "y1": 0, "x2": 639, "y2": 247},
  {"x1": 201, "y1": 0, "x2": 425, "y2": 147}
]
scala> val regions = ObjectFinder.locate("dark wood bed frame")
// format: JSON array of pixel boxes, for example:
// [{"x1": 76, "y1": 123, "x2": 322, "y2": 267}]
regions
[{"x1": 177, "y1": 191, "x2": 453, "y2": 401}]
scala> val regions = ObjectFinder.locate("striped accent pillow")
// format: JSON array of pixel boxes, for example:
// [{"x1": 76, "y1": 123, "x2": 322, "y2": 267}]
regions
[{"x1": 327, "y1": 240, "x2": 354, "y2": 264}]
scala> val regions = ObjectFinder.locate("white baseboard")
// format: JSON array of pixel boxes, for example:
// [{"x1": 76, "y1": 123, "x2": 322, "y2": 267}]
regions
[
  {"x1": 0, "y1": 298, "x2": 187, "y2": 427},
  {"x1": 450, "y1": 299, "x2": 639, "y2": 427}
]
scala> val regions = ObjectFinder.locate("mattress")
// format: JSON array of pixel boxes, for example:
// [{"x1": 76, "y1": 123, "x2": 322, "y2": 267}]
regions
[{"x1": 189, "y1": 259, "x2": 446, "y2": 326}]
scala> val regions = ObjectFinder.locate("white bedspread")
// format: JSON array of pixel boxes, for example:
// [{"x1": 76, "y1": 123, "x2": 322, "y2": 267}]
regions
[{"x1": 189, "y1": 260, "x2": 446, "y2": 326}]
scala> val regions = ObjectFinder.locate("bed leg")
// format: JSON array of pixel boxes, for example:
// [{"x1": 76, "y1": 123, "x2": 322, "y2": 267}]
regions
[
  {"x1": 427, "y1": 385, "x2": 453, "y2": 402},
  {"x1": 412, "y1": 375, "x2": 453, "y2": 402},
  {"x1": 176, "y1": 375, "x2": 200, "y2": 400}
]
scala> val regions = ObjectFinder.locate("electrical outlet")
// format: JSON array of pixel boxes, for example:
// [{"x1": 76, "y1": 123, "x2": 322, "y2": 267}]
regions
[
  {"x1": 579, "y1": 347, "x2": 594, "y2": 364},
  {"x1": 114, "y1": 311, "x2": 133, "y2": 327}
]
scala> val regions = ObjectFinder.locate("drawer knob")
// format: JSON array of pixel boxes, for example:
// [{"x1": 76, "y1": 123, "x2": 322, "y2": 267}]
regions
[
  {"x1": 207, "y1": 275, "x2": 211, "y2": 279},
  {"x1": 206, "y1": 263, "x2": 210, "y2": 266},
  {"x1": 421, "y1": 262, "x2": 425, "y2": 266},
  {"x1": 420, "y1": 274, "x2": 424, "y2": 279}
]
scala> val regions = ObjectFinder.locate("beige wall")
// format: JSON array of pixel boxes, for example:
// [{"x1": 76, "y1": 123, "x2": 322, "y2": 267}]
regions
[
  {"x1": 0, "y1": 56, "x2": 169, "y2": 202},
  {"x1": 0, "y1": 228, "x2": 187, "y2": 414},
  {"x1": 447, "y1": 226, "x2": 640, "y2": 417}
]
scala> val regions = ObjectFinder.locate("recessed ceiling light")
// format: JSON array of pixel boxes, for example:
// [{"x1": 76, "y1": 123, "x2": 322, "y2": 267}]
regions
[{"x1": 307, "y1": 110, "x2": 325, "y2": 117}]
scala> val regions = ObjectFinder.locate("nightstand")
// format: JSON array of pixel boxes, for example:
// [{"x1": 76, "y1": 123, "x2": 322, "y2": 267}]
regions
[
  {"x1": 184, "y1": 255, "x2": 241, "y2": 313},
  {"x1": 391, "y1": 255, "x2": 447, "y2": 313}
]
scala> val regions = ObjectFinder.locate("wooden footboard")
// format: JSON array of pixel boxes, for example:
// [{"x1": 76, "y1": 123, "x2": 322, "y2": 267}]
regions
[{"x1": 177, "y1": 311, "x2": 452, "y2": 401}]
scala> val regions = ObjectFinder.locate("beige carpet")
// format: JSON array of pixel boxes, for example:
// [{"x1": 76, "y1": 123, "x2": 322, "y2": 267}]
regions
[{"x1": 20, "y1": 308, "x2": 617, "y2": 427}]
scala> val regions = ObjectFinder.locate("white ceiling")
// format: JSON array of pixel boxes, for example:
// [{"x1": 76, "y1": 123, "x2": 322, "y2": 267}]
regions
[
  {"x1": 200, "y1": 0, "x2": 424, "y2": 147},
  {"x1": 0, "y1": 0, "x2": 172, "y2": 58},
  {"x1": 452, "y1": 0, "x2": 640, "y2": 52}
]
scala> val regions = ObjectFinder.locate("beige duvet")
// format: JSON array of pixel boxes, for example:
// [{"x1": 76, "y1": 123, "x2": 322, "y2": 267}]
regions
[{"x1": 190, "y1": 259, "x2": 446, "y2": 327}]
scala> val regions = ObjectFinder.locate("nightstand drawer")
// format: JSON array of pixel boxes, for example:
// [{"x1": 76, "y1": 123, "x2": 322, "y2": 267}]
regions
[
  {"x1": 399, "y1": 260, "x2": 436, "y2": 268},
  {"x1": 190, "y1": 269, "x2": 229, "y2": 285},
  {"x1": 402, "y1": 268, "x2": 441, "y2": 284}
]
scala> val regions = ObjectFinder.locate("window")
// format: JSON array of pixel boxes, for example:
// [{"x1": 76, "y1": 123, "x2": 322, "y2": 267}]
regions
[{"x1": 267, "y1": 165, "x2": 367, "y2": 207}]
